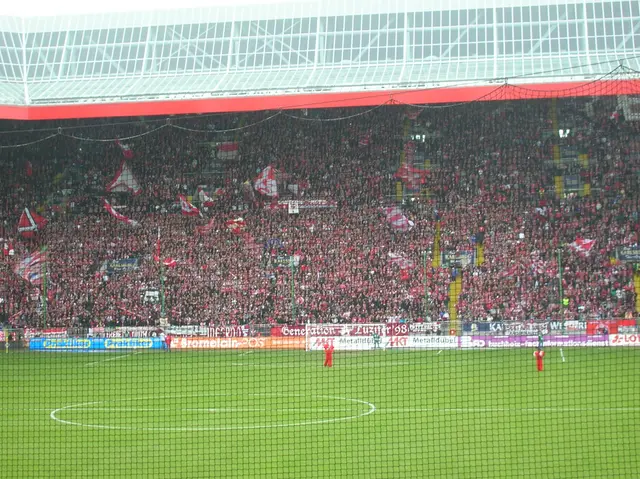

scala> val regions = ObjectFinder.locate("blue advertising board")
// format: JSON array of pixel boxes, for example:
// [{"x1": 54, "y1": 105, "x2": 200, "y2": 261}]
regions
[
  {"x1": 462, "y1": 322, "x2": 505, "y2": 333},
  {"x1": 100, "y1": 258, "x2": 139, "y2": 275},
  {"x1": 616, "y1": 246, "x2": 640, "y2": 262},
  {"x1": 30, "y1": 337, "x2": 164, "y2": 351}
]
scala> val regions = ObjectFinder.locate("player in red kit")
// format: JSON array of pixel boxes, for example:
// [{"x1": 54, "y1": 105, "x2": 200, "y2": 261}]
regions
[
  {"x1": 165, "y1": 334, "x2": 172, "y2": 352},
  {"x1": 534, "y1": 347, "x2": 545, "y2": 371},
  {"x1": 323, "y1": 342, "x2": 334, "y2": 367}
]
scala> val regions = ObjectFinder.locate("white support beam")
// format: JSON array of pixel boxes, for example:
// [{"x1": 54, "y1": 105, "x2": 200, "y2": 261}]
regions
[
  {"x1": 97, "y1": 45, "x2": 125, "y2": 74},
  {"x1": 440, "y1": 13, "x2": 480, "y2": 58},
  {"x1": 33, "y1": 48, "x2": 57, "y2": 78},
  {"x1": 315, "y1": 16, "x2": 325, "y2": 66},
  {"x1": 20, "y1": 18, "x2": 29, "y2": 104},
  {"x1": 617, "y1": 19, "x2": 640, "y2": 50},
  {"x1": 141, "y1": 25, "x2": 152, "y2": 76},
  {"x1": 352, "y1": 19, "x2": 393, "y2": 63},
  {"x1": 493, "y1": 7, "x2": 499, "y2": 78},
  {"x1": 582, "y1": 3, "x2": 592, "y2": 73},
  {"x1": 227, "y1": 21, "x2": 235, "y2": 71},
  {"x1": 530, "y1": 14, "x2": 566, "y2": 54},
  {"x1": 239, "y1": 20, "x2": 310, "y2": 67}
]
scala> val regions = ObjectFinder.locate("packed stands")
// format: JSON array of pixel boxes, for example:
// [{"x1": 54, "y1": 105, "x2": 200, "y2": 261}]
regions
[{"x1": 0, "y1": 97, "x2": 638, "y2": 328}]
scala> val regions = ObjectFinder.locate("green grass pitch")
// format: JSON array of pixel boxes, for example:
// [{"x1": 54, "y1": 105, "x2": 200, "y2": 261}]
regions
[{"x1": 0, "y1": 348, "x2": 638, "y2": 478}]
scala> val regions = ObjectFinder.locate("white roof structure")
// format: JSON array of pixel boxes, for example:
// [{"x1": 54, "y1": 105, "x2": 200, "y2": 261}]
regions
[{"x1": 1, "y1": 0, "x2": 640, "y2": 118}]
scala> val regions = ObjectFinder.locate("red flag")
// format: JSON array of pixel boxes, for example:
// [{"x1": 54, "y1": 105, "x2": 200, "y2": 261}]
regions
[
  {"x1": 13, "y1": 250, "x2": 46, "y2": 285},
  {"x1": 196, "y1": 218, "x2": 216, "y2": 235},
  {"x1": 217, "y1": 142, "x2": 239, "y2": 161},
  {"x1": 384, "y1": 207, "x2": 414, "y2": 232},
  {"x1": 388, "y1": 252, "x2": 415, "y2": 270},
  {"x1": 394, "y1": 163, "x2": 427, "y2": 190},
  {"x1": 115, "y1": 139, "x2": 134, "y2": 159},
  {"x1": 405, "y1": 107, "x2": 421, "y2": 120},
  {"x1": 177, "y1": 195, "x2": 201, "y2": 217},
  {"x1": 102, "y1": 199, "x2": 139, "y2": 227},
  {"x1": 163, "y1": 258, "x2": 177, "y2": 268},
  {"x1": 225, "y1": 217, "x2": 246, "y2": 234},
  {"x1": 568, "y1": 238, "x2": 595, "y2": 256},
  {"x1": 254, "y1": 166, "x2": 278, "y2": 198},
  {"x1": 106, "y1": 161, "x2": 142, "y2": 195},
  {"x1": 197, "y1": 187, "x2": 215, "y2": 207},
  {"x1": 17, "y1": 208, "x2": 48, "y2": 238}
]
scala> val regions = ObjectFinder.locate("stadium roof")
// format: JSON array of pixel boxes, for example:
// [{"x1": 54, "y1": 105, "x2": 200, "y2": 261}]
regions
[{"x1": 1, "y1": 0, "x2": 640, "y2": 120}]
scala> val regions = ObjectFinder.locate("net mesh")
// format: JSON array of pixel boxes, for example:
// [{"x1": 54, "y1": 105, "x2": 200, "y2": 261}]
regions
[{"x1": 1, "y1": 72, "x2": 640, "y2": 478}]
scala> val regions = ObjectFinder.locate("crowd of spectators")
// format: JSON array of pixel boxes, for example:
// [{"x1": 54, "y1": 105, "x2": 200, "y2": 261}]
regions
[{"x1": 0, "y1": 96, "x2": 638, "y2": 328}]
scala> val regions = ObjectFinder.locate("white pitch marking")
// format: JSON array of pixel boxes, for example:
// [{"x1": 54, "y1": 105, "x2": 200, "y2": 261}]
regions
[
  {"x1": 48, "y1": 393, "x2": 377, "y2": 431},
  {"x1": 560, "y1": 348, "x2": 566, "y2": 362},
  {"x1": 85, "y1": 352, "x2": 138, "y2": 366},
  {"x1": 238, "y1": 351, "x2": 254, "y2": 357},
  {"x1": 7, "y1": 406, "x2": 640, "y2": 414},
  {"x1": 378, "y1": 407, "x2": 640, "y2": 413},
  {"x1": 231, "y1": 361, "x2": 416, "y2": 368},
  {"x1": 437, "y1": 350, "x2": 443, "y2": 355}
]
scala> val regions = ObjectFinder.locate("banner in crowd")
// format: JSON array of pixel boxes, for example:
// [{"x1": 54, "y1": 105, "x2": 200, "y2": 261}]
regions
[
  {"x1": 88, "y1": 327, "x2": 163, "y2": 338},
  {"x1": 307, "y1": 335, "x2": 458, "y2": 351},
  {"x1": 609, "y1": 334, "x2": 640, "y2": 346},
  {"x1": 99, "y1": 258, "x2": 139, "y2": 275},
  {"x1": 459, "y1": 335, "x2": 608, "y2": 348},
  {"x1": 164, "y1": 325, "x2": 210, "y2": 336},
  {"x1": 463, "y1": 321, "x2": 587, "y2": 334},
  {"x1": 267, "y1": 200, "x2": 337, "y2": 210},
  {"x1": 441, "y1": 251, "x2": 474, "y2": 268},
  {"x1": 273, "y1": 255, "x2": 301, "y2": 268},
  {"x1": 305, "y1": 324, "x2": 395, "y2": 337},
  {"x1": 273, "y1": 323, "x2": 445, "y2": 337},
  {"x1": 24, "y1": 328, "x2": 68, "y2": 339},
  {"x1": 615, "y1": 246, "x2": 640, "y2": 262},
  {"x1": 30, "y1": 337, "x2": 164, "y2": 351},
  {"x1": 171, "y1": 336, "x2": 305, "y2": 350},
  {"x1": 564, "y1": 175, "x2": 581, "y2": 192}
]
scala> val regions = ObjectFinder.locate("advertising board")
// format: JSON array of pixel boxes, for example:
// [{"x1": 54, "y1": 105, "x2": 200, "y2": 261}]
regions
[
  {"x1": 459, "y1": 335, "x2": 608, "y2": 349},
  {"x1": 463, "y1": 321, "x2": 588, "y2": 334},
  {"x1": 609, "y1": 334, "x2": 640, "y2": 346},
  {"x1": 30, "y1": 337, "x2": 164, "y2": 351},
  {"x1": 171, "y1": 336, "x2": 305, "y2": 350},
  {"x1": 307, "y1": 335, "x2": 458, "y2": 351},
  {"x1": 615, "y1": 246, "x2": 640, "y2": 262}
]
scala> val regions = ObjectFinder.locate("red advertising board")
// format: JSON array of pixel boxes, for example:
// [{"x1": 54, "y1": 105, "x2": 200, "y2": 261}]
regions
[
  {"x1": 172, "y1": 336, "x2": 305, "y2": 350},
  {"x1": 586, "y1": 319, "x2": 636, "y2": 335},
  {"x1": 271, "y1": 325, "x2": 306, "y2": 337}
]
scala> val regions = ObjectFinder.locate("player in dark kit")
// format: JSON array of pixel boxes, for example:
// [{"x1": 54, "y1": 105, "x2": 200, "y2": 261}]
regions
[
  {"x1": 534, "y1": 347, "x2": 545, "y2": 372},
  {"x1": 323, "y1": 342, "x2": 334, "y2": 367}
]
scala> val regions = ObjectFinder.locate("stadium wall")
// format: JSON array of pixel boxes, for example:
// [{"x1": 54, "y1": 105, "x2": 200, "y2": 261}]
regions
[
  {"x1": 2, "y1": 80, "x2": 640, "y2": 121},
  {"x1": 14, "y1": 322, "x2": 639, "y2": 351}
]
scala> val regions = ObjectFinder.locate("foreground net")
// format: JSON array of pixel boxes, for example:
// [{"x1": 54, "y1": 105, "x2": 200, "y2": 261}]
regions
[{"x1": 1, "y1": 77, "x2": 640, "y2": 478}]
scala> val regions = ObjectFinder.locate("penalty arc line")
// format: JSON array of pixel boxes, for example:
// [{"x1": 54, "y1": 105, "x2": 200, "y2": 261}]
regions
[
  {"x1": 85, "y1": 352, "x2": 139, "y2": 366},
  {"x1": 48, "y1": 394, "x2": 377, "y2": 431},
  {"x1": 4, "y1": 406, "x2": 640, "y2": 414}
]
